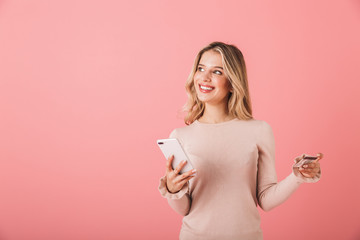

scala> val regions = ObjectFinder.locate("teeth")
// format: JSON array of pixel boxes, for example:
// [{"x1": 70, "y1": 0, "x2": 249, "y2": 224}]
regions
[{"x1": 200, "y1": 85, "x2": 214, "y2": 90}]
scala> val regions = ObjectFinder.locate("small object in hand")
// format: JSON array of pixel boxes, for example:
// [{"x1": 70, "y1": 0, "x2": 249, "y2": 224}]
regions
[
  {"x1": 293, "y1": 153, "x2": 324, "y2": 168},
  {"x1": 303, "y1": 152, "x2": 323, "y2": 161}
]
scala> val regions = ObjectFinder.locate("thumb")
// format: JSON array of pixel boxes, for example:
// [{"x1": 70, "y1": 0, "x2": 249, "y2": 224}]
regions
[
  {"x1": 166, "y1": 155, "x2": 174, "y2": 173},
  {"x1": 294, "y1": 153, "x2": 306, "y2": 163},
  {"x1": 314, "y1": 152, "x2": 324, "y2": 163}
]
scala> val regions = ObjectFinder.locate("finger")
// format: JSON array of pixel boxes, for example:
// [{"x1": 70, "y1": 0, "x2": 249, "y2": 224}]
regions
[
  {"x1": 300, "y1": 172, "x2": 314, "y2": 178},
  {"x1": 303, "y1": 162, "x2": 316, "y2": 168},
  {"x1": 177, "y1": 175, "x2": 196, "y2": 186},
  {"x1": 174, "y1": 169, "x2": 197, "y2": 183},
  {"x1": 166, "y1": 155, "x2": 174, "y2": 173},
  {"x1": 299, "y1": 168, "x2": 317, "y2": 176},
  {"x1": 303, "y1": 161, "x2": 320, "y2": 169},
  {"x1": 184, "y1": 169, "x2": 197, "y2": 177},
  {"x1": 299, "y1": 168, "x2": 313, "y2": 174},
  {"x1": 314, "y1": 153, "x2": 324, "y2": 163},
  {"x1": 174, "y1": 173, "x2": 187, "y2": 184},
  {"x1": 300, "y1": 167, "x2": 319, "y2": 174},
  {"x1": 173, "y1": 160, "x2": 187, "y2": 175},
  {"x1": 310, "y1": 164, "x2": 320, "y2": 172},
  {"x1": 294, "y1": 153, "x2": 306, "y2": 163},
  {"x1": 299, "y1": 167, "x2": 308, "y2": 172}
]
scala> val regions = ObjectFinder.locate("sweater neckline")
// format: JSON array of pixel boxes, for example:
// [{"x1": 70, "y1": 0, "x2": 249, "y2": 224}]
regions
[{"x1": 194, "y1": 118, "x2": 239, "y2": 126}]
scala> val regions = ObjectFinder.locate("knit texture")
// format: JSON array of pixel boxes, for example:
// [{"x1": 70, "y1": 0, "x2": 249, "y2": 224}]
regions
[{"x1": 158, "y1": 119, "x2": 320, "y2": 240}]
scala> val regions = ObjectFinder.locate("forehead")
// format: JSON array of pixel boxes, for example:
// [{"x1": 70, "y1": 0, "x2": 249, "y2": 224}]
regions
[{"x1": 199, "y1": 50, "x2": 223, "y2": 67}]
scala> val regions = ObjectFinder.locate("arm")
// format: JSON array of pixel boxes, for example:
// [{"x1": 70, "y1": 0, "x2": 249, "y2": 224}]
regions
[
  {"x1": 157, "y1": 129, "x2": 193, "y2": 216},
  {"x1": 256, "y1": 121, "x2": 321, "y2": 212},
  {"x1": 158, "y1": 175, "x2": 192, "y2": 216}
]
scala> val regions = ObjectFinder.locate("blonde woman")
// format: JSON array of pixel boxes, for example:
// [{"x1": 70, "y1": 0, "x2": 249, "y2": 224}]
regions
[{"x1": 158, "y1": 42, "x2": 322, "y2": 240}]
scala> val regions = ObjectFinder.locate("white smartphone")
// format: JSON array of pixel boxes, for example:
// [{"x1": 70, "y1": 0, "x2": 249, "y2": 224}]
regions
[{"x1": 157, "y1": 138, "x2": 194, "y2": 175}]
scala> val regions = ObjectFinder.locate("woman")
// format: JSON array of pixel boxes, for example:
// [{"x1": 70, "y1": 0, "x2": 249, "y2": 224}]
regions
[{"x1": 158, "y1": 41, "x2": 322, "y2": 240}]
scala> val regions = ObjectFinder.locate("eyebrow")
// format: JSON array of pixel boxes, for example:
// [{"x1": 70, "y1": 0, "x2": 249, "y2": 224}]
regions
[{"x1": 198, "y1": 63, "x2": 223, "y2": 69}]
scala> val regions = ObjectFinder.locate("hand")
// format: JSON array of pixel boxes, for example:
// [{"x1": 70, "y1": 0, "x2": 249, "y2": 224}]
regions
[
  {"x1": 295, "y1": 153, "x2": 322, "y2": 178},
  {"x1": 165, "y1": 155, "x2": 197, "y2": 193}
]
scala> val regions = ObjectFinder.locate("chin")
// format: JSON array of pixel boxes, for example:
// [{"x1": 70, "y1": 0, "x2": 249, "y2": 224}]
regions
[{"x1": 196, "y1": 94, "x2": 208, "y2": 103}]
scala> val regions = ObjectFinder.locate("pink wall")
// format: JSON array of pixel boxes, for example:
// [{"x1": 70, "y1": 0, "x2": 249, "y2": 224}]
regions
[{"x1": 0, "y1": 0, "x2": 359, "y2": 239}]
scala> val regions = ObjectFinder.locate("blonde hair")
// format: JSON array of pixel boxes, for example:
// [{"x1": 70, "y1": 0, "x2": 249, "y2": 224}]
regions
[{"x1": 183, "y1": 41, "x2": 253, "y2": 125}]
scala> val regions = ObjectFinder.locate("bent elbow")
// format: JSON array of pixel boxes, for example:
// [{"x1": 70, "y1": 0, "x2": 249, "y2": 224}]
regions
[
  {"x1": 167, "y1": 198, "x2": 191, "y2": 216},
  {"x1": 259, "y1": 203, "x2": 275, "y2": 212},
  {"x1": 257, "y1": 195, "x2": 276, "y2": 212},
  {"x1": 176, "y1": 208, "x2": 190, "y2": 216}
]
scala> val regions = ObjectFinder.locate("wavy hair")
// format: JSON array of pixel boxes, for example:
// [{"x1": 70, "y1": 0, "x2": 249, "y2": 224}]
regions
[{"x1": 183, "y1": 42, "x2": 253, "y2": 125}]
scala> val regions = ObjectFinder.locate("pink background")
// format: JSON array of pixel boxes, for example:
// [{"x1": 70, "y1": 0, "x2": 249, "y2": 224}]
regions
[{"x1": 0, "y1": 0, "x2": 359, "y2": 239}]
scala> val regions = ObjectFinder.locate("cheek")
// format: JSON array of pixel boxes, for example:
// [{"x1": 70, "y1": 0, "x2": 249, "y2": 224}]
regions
[
  {"x1": 193, "y1": 77, "x2": 202, "y2": 90},
  {"x1": 192, "y1": 79, "x2": 200, "y2": 92},
  {"x1": 216, "y1": 78, "x2": 230, "y2": 91},
  {"x1": 193, "y1": 74, "x2": 200, "y2": 83}
]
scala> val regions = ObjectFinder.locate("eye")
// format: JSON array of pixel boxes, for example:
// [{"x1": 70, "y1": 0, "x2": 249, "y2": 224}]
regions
[
  {"x1": 197, "y1": 67, "x2": 204, "y2": 72},
  {"x1": 214, "y1": 70, "x2": 222, "y2": 75}
]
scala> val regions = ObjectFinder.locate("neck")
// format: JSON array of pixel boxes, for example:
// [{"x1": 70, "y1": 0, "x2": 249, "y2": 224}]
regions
[{"x1": 198, "y1": 103, "x2": 234, "y2": 124}]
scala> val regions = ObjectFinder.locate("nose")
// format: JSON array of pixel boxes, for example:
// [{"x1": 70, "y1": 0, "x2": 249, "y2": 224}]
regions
[{"x1": 201, "y1": 70, "x2": 211, "y2": 82}]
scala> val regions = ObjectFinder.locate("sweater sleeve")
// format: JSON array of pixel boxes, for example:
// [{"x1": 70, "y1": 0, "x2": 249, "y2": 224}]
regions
[
  {"x1": 256, "y1": 121, "x2": 321, "y2": 211},
  {"x1": 157, "y1": 129, "x2": 192, "y2": 216}
]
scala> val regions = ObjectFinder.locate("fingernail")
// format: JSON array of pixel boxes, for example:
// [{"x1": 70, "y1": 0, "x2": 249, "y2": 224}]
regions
[
  {"x1": 303, "y1": 165, "x2": 307, "y2": 168},
  {"x1": 182, "y1": 160, "x2": 187, "y2": 164},
  {"x1": 192, "y1": 169, "x2": 197, "y2": 173}
]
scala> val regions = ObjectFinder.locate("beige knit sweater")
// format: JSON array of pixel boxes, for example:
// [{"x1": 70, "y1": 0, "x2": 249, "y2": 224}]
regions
[{"x1": 158, "y1": 118, "x2": 320, "y2": 240}]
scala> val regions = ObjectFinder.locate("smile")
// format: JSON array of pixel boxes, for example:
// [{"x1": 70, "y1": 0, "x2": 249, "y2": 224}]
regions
[{"x1": 199, "y1": 84, "x2": 215, "y2": 92}]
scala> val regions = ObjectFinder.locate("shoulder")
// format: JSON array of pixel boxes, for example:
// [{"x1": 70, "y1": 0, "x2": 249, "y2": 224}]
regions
[
  {"x1": 169, "y1": 124, "x2": 194, "y2": 139},
  {"x1": 252, "y1": 119, "x2": 275, "y2": 145},
  {"x1": 238, "y1": 118, "x2": 273, "y2": 131},
  {"x1": 255, "y1": 119, "x2": 273, "y2": 132},
  {"x1": 240, "y1": 119, "x2": 274, "y2": 142}
]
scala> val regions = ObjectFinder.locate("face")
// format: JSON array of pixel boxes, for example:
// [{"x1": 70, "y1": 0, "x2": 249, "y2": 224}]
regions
[{"x1": 194, "y1": 50, "x2": 232, "y2": 106}]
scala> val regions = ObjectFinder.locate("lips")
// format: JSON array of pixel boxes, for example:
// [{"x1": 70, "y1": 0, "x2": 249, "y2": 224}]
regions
[{"x1": 199, "y1": 84, "x2": 214, "y2": 93}]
